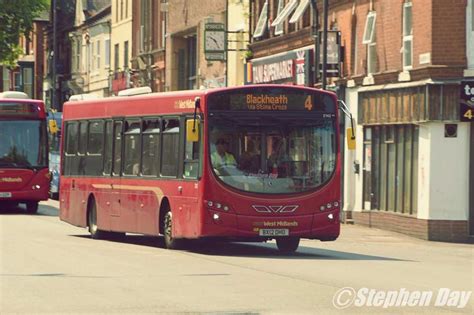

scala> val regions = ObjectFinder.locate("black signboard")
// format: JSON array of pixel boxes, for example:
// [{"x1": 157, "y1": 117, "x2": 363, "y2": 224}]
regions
[{"x1": 460, "y1": 81, "x2": 474, "y2": 122}]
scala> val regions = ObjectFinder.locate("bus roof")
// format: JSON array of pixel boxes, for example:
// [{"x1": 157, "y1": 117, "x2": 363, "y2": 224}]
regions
[{"x1": 62, "y1": 85, "x2": 334, "y2": 121}]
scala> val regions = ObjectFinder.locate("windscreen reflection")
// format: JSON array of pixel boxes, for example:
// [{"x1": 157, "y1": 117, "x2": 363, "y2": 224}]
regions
[{"x1": 209, "y1": 114, "x2": 336, "y2": 194}]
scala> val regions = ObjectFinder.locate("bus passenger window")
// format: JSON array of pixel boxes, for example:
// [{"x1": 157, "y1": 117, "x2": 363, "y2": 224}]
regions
[
  {"x1": 87, "y1": 120, "x2": 104, "y2": 155},
  {"x1": 103, "y1": 121, "x2": 113, "y2": 175},
  {"x1": 142, "y1": 119, "x2": 160, "y2": 176},
  {"x1": 161, "y1": 118, "x2": 179, "y2": 177},
  {"x1": 112, "y1": 121, "x2": 122, "y2": 175},
  {"x1": 123, "y1": 120, "x2": 141, "y2": 176}
]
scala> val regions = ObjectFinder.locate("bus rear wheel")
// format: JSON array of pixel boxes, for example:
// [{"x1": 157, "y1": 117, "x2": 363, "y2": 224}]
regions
[
  {"x1": 276, "y1": 237, "x2": 300, "y2": 253},
  {"x1": 25, "y1": 202, "x2": 38, "y2": 214},
  {"x1": 88, "y1": 200, "x2": 106, "y2": 239},
  {"x1": 163, "y1": 211, "x2": 181, "y2": 249}
]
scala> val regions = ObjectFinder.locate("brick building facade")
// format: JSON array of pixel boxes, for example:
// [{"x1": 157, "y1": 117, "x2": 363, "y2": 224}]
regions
[{"x1": 247, "y1": 0, "x2": 473, "y2": 242}]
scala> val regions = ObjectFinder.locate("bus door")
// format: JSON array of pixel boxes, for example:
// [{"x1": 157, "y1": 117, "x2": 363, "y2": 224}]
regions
[
  {"x1": 109, "y1": 120, "x2": 124, "y2": 230},
  {"x1": 173, "y1": 117, "x2": 201, "y2": 238},
  {"x1": 69, "y1": 121, "x2": 88, "y2": 224},
  {"x1": 119, "y1": 119, "x2": 141, "y2": 233}
]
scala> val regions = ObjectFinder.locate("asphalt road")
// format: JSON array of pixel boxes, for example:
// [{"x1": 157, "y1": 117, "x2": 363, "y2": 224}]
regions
[{"x1": 0, "y1": 200, "x2": 473, "y2": 314}]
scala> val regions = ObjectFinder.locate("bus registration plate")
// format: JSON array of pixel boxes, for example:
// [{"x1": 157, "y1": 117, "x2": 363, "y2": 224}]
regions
[
  {"x1": 259, "y1": 229, "x2": 289, "y2": 236},
  {"x1": 0, "y1": 192, "x2": 12, "y2": 198}
]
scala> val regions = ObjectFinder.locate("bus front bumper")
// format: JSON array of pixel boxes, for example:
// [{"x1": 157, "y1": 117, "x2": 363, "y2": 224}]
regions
[{"x1": 202, "y1": 210, "x2": 340, "y2": 241}]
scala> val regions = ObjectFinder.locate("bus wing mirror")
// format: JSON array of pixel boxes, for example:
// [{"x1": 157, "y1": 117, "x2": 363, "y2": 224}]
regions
[
  {"x1": 49, "y1": 120, "x2": 58, "y2": 134},
  {"x1": 186, "y1": 119, "x2": 199, "y2": 142}
]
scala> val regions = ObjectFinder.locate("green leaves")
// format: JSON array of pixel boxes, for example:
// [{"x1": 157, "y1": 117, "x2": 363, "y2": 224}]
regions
[{"x1": 0, "y1": 0, "x2": 49, "y2": 66}]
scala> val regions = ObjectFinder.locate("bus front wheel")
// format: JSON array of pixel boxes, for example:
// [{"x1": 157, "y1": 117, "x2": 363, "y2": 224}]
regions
[
  {"x1": 25, "y1": 202, "x2": 38, "y2": 214},
  {"x1": 163, "y1": 211, "x2": 181, "y2": 249},
  {"x1": 276, "y1": 237, "x2": 300, "y2": 253}
]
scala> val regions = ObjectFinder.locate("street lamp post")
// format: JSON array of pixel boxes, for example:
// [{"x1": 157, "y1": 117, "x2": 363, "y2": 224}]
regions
[
  {"x1": 310, "y1": 0, "x2": 329, "y2": 90},
  {"x1": 310, "y1": 0, "x2": 319, "y2": 86},
  {"x1": 322, "y1": 0, "x2": 328, "y2": 90},
  {"x1": 52, "y1": 0, "x2": 57, "y2": 110}
]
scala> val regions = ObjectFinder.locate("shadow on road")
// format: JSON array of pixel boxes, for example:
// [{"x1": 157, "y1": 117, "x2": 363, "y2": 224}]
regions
[
  {"x1": 0, "y1": 204, "x2": 58, "y2": 216},
  {"x1": 70, "y1": 234, "x2": 409, "y2": 261}
]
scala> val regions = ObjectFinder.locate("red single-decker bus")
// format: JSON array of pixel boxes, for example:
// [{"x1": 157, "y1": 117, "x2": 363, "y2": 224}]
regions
[
  {"x1": 0, "y1": 92, "x2": 49, "y2": 213},
  {"x1": 60, "y1": 85, "x2": 341, "y2": 252}
]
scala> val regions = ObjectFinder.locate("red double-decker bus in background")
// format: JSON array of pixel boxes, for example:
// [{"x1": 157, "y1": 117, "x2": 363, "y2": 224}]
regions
[
  {"x1": 60, "y1": 85, "x2": 341, "y2": 253},
  {"x1": 0, "y1": 92, "x2": 49, "y2": 214}
]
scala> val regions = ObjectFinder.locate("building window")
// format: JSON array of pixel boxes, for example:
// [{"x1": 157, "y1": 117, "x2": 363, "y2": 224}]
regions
[
  {"x1": 187, "y1": 36, "x2": 197, "y2": 90},
  {"x1": 274, "y1": 0, "x2": 284, "y2": 35},
  {"x1": 253, "y1": 0, "x2": 268, "y2": 39},
  {"x1": 402, "y1": 2, "x2": 413, "y2": 69},
  {"x1": 363, "y1": 125, "x2": 418, "y2": 215},
  {"x1": 289, "y1": 0, "x2": 309, "y2": 25},
  {"x1": 22, "y1": 67, "x2": 33, "y2": 98},
  {"x1": 123, "y1": 41, "x2": 129, "y2": 69},
  {"x1": 114, "y1": 43, "x2": 119, "y2": 71},
  {"x1": 13, "y1": 72, "x2": 21, "y2": 91},
  {"x1": 363, "y1": 11, "x2": 377, "y2": 74},
  {"x1": 120, "y1": 0, "x2": 124, "y2": 20},
  {"x1": 105, "y1": 39, "x2": 110, "y2": 67},
  {"x1": 96, "y1": 40, "x2": 101, "y2": 70},
  {"x1": 116, "y1": 0, "x2": 119, "y2": 22},
  {"x1": 3, "y1": 67, "x2": 11, "y2": 91}
]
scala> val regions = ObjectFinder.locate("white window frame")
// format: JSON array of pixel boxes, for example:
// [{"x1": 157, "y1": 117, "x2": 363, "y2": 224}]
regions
[
  {"x1": 105, "y1": 39, "x2": 110, "y2": 67},
  {"x1": 274, "y1": 0, "x2": 284, "y2": 35},
  {"x1": 367, "y1": 42, "x2": 377, "y2": 75},
  {"x1": 289, "y1": 0, "x2": 310, "y2": 24},
  {"x1": 271, "y1": 0, "x2": 298, "y2": 27},
  {"x1": 253, "y1": 1, "x2": 268, "y2": 39},
  {"x1": 402, "y1": 2, "x2": 413, "y2": 69},
  {"x1": 96, "y1": 40, "x2": 101, "y2": 70},
  {"x1": 363, "y1": 11, "x2": 377, "y2": 75},
  {"x1": 362, "y1": 11, "x2": 376, "y2": 44}
]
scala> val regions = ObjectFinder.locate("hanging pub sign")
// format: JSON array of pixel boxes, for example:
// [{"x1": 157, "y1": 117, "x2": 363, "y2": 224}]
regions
[
  {"x1": 460, "y1": 81, "x2": 474, "y2": 121},
  {"x1": 319, "y1": 30, "x2": 341, "y2": 78}
]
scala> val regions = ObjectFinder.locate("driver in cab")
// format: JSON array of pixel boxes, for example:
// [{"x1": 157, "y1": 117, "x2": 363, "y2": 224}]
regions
[{"x1": 211, "y1": 138, "x2": 237, "y2": 170}]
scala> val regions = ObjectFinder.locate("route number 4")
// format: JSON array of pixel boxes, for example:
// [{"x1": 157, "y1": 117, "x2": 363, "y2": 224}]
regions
[{"x1": 464, "y1": 109, "x2": 473, "y2": 120}]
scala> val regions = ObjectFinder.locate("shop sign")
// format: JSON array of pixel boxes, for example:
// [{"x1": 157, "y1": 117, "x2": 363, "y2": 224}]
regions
[
  {"x1": 245, "y1": 48, "x2": 313, "y2": 86},
  {"x1": 460, "y1": 81, "x2": 474, "y2": 121}
]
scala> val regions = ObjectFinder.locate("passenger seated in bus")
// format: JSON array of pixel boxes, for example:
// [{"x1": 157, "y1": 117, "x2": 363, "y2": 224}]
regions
[
  {"x1": 239, "y1": 139, "x2": 260, "y2": 174},
  {"x1": 267, "y1": 138, "x2": 289, "y2": 177},
  {"x1": 211, "y1": 138, "x2": 237, "y2": 170}
]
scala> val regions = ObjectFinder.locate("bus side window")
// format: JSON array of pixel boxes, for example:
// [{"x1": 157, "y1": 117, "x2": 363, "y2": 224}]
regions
[
  {"x1": 103, "y1": 121, "x2": 113, "y2": 176},
  {"x1": 112, "y1": 121, "x2": 123, "y2": 176},
  {"x1": 64, "y1": 122, "x2": 78, "y2": 176},
  {"x1": 86, "y1": 120, "x2": 104, "y2": 176},
  {"x1": 142, "y1": 118, "x2": 161, "y2": 176},
  {"x1": 161, "y1": 118, "x2": 179, "y2": 177},
  {"x1": 184, "y1": 118, "x2": 200, "y2": 179},
  {"x1": 123, "y1": 120, "x2": 141, "y2": 176}
]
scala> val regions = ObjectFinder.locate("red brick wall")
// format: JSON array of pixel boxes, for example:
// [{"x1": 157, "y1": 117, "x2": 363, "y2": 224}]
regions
[
  {"x1": 431, "y1": 0, "x2": 467, "y2": 66},
  {"x1": 168, "y1": 0, "x2": 226, "y2": 34},
  {"x1": 352, "y1": 211, "x2": 470, "y2": 242},
  {"x1": 330, "y1": 0, "x2": 466, "y2": 80}
]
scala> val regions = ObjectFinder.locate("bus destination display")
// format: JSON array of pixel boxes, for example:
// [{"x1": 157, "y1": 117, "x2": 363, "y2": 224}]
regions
[{"x1": 208, "y1": 88, "x2": 336, "y2": 113}]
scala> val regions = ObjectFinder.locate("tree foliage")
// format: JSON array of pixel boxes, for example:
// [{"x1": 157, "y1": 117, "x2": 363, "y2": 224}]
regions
[{"x1": 0, "y1": 0, "x2": 49, "y2": 67}]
